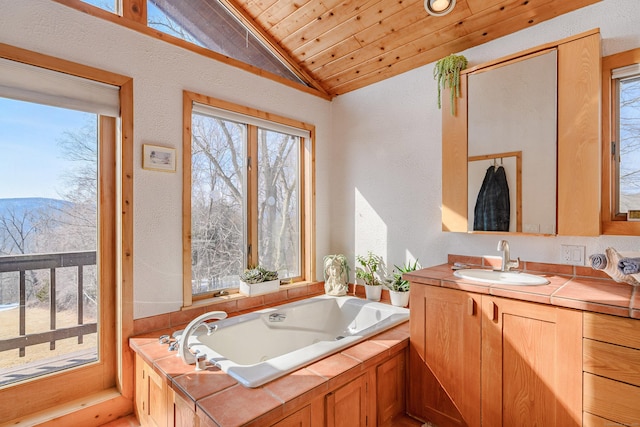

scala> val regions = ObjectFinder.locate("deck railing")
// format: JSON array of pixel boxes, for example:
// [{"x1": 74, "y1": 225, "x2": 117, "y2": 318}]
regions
[{"x1": 0, "y1": 251, "x2": 97, "y2": 357}]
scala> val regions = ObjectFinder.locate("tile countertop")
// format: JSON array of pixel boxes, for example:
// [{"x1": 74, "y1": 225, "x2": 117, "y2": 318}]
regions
[
  {"x1": 129, "y1": 320, "x2": 410, "y2": 427},
  {"x1": 403, "y1": 255, "x2": 640, "y2": 319}
]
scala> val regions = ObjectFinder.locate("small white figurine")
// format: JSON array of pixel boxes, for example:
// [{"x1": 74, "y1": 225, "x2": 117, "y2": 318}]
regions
[{"x1": 323, "y1": 254, "x2": 350, "y2": 296}]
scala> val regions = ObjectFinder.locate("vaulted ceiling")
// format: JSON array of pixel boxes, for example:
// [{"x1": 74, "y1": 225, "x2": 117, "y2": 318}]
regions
[{"x1": 223, "y1": 0, "x2": 600, "y2": 97}]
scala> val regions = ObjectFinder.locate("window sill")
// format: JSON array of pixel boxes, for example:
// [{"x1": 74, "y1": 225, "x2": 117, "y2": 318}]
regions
[
  {"x1": 602, "y1": 220, "x2": 640, "y2": 235},
  {"x1": 3, "y1": 388, "x2": 131, "y2": 427},
  {"x1": 182, "y1": 281, "x2": 324, "y2": 312}
]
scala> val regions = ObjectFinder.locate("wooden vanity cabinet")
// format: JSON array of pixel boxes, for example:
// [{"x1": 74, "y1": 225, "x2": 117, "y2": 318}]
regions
[{"x1": 409, "y1": 285, "x2": 582, "y2": 427}]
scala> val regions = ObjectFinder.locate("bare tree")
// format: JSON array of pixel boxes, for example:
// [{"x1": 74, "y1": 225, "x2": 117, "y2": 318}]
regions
[
  {"x1": 0, "y1": 207, "x2": 41, "y2": 302},
  {"x1": 619, "y1": 77, "x2": 640, "y2": 210},
  {"x1": 189, "y1": 114, "x2": 301, "y2": 292},
  {"x1": 53, "y1": 120, "x2": 98, "y2": 251},
  {"x1": 190, "y1": 116, "x2": 244, "y2": 290},
  {"x1": 0, "y1": 117, "x2": 98, "y2": 310},
  {"x1": 257, "y1": 130, "x2": 298, "y2": 273},
  {"x1": 0, "y1": 207, "x2": 40, "y2": 256}
]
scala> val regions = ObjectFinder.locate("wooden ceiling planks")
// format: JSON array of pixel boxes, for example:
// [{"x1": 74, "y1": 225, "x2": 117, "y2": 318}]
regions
[
  {"x1": 271, "y1": 0, "x2": 346, "y2": 43},
  {"x1": 227, "y1": 0, "x2": 601, "y2": 96},
  {"x1": 280, "y1": 0, "x2": 381, "y2": 49},
  {"x1": 466, "y1": 0, "x2": 507, "y2": 14},
  {"x1": 257, "y1": 0, "x2": 315, "y2": 30},
  {"x1": 309, "y1": 4, "x2": 470, "y2": 79}
]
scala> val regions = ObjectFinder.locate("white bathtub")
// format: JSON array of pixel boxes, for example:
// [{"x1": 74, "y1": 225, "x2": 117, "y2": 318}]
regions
[{"x1": 183, "y1": 295, "x2": 409, "y2": 387}]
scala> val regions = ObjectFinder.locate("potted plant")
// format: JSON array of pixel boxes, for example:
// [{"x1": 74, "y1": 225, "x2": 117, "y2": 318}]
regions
[
  {"x1": 434, "y1": 53, "x2": 468, "y2": 115},
  {"x1": 239, "y1": 266, "x2": 280, "y2": 296},
  {"x1": 355, "y1": 252, "x2": 384, "y2": 301},
  {"x1": 385, "y1": 259, "x2": 420, "y2": 307}
]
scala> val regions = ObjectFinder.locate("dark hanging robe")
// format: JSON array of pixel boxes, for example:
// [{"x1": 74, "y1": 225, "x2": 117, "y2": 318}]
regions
[{"x1": 473, "y1": 165, "x2": 510, "y2": 231}]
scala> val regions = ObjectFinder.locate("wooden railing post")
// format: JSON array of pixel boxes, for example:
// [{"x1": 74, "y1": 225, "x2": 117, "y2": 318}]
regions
[
  {"x1": 19, "y1": 271, "x2": 25, "y2": 358},
  {"x1": 77, "y1": 265, "x2": 84, "y2": 344},
  {"x1": 49, "y1": 268, "x2": 56, "y2": 351}
]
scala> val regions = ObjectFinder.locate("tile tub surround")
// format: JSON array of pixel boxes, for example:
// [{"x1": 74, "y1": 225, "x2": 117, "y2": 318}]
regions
[
  {"x1": 130, "y1": 320, "x2": 410, "y2": 426},
  {"x1": 402, "y1": 254, "x2": 640, "y2": 319}
]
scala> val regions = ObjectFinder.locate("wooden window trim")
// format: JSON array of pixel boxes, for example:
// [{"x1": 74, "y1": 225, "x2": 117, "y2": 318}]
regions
[
  {"x1": 0, "y1": 43, "x2": 134, "y2": 424},
  {"x1": 601, "y1": 47, "x2": 640, "y2": 235},
  {"x1": 182, "y1": 91, "x2": 315, "y2": 307}
]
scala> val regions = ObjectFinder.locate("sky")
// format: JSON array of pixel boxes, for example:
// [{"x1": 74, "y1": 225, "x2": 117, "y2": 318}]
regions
[{"x1": 0, "y1": 98, "x2": 91, "y2": 200}]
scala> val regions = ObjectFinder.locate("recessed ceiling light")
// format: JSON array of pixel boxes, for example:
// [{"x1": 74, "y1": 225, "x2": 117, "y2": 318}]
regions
[{"x1": 425, "y1": 0, "x2": 456, "y2": 16}]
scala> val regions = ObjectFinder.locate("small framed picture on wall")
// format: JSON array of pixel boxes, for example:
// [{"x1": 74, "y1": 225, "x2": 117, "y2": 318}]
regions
[{"x1": 143, "y1": 144, "x2": 176, "y2": 172}]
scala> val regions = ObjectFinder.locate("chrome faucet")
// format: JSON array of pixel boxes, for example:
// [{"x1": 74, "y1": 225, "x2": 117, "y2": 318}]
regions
[
  {"x1": 177, "y1": 310, "x2": 227, "y2": 365},
  {"x1": 497, "y1": 239, "x2": 520, "y2": 272}
]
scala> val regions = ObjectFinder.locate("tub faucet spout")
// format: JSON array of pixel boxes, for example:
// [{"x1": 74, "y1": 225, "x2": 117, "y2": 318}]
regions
[
  {"x1": 497, "y1": 239, "x2": 520, "y2": 272},
  {"x1": 177, "y1": 311, "x2": 227, "y2": 365}
]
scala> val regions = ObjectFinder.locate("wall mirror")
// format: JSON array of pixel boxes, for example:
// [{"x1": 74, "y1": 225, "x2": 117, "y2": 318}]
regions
[{"x1": 466, "y1": 49, "x2": 558, "y2": 234}]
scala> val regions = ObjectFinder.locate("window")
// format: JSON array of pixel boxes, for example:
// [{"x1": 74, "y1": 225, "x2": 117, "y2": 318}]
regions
[
  {"x1": 65, "y1": 1, "x2": 319, "y2": 92},
  {"x1": 0, "y1": 99, "x2": 100, "y2": 387},
  {"x1": 602, "y1": 48, "x2": 640, "y2": 234},
  {"x1": 80, "y1": 0, "x2": 116, "y2": 13},
  {"x1": 147, "y1": 1, "x2": 202, "y2": 46},
  {"x1": 183, "y1": 92, "x2": 314, "y2": 303},
  {"x1": 613, "y1": 68, "x2": 640, "y2": 214},
  {"x1": 0, "y1": 45, "x2": 133, "y2": 422},
  {"x1": 147, "y1": 0, "x2": 305, "y2": 84}
]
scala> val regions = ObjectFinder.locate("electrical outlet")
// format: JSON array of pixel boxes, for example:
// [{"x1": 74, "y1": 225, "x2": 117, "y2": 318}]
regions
[{"x1": 561, "y1": 245, "x2": 585, "y2": 265}]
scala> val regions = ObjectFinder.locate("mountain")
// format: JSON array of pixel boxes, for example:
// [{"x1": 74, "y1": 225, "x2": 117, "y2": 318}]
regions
[{"x1": 0, "y1": 198, "x2": 71, "y2": 217}]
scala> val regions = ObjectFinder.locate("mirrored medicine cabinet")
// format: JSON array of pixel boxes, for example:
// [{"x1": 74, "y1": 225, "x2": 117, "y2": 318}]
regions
[{"x1": 442, "y1": 29, "x2": 601, "y2": 236}]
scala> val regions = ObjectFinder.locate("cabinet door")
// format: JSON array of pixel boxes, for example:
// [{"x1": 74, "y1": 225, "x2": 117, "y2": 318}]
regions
[
  {"x1": 557, "y1": 32, "x2": 601, "y2": 236},
  {"x1": 408, "y1": 285, "x2": 481, "y2": 427},
  {"x1": 376, "y1": 350, "x2": 406, "y2": 426},
  {"x1": 135, "y1": 353, "x2": 170, "y2": 427},
  {"x1": 326, "y1": 374, "x2": 368, "y2": 427},
  {"x1": 271, "y1": 405, "x2": 312, "y2": 427},
  {"x1": 135, "y1": 354, "x2": 147, "y2": 424},
  {"x1": 481, "y1": 296, "x2": 582, "y2": 426},
  {"x1": 173, "y1": 392, "x2": 198, "y2": 427}
]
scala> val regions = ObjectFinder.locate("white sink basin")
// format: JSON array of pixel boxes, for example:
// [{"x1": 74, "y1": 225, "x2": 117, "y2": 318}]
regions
[{"x1": 453, "y1": 269, "x2": 549, "y2": 286}]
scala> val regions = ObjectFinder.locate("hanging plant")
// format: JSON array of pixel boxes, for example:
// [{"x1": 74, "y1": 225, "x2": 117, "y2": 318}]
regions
[{"x1": 434, "y1": 54, "x2": 468, "y2": 115}]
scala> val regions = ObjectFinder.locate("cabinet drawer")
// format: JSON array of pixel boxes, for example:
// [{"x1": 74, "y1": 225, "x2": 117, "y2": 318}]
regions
[
  {"x1": 584, "y1": 312, "x2": 640, "y2": 349},
  {"x1": 583, "y1": 372, "x2": 640, "y2": 426},
  {"x1": 583, "y1": 338, "x2": 640, "y2": 387},
  {"x1": 582, "y1": 411, "x2": 626, "y2": 427}
]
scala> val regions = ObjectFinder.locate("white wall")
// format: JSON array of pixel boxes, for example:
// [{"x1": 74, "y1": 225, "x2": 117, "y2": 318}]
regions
[
  {"x1": 0, "y1": 0, "x2": 333, "y2": 318},
  {"x1": 330, "y1": 0, "x2": 640, "y2": 272}
]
